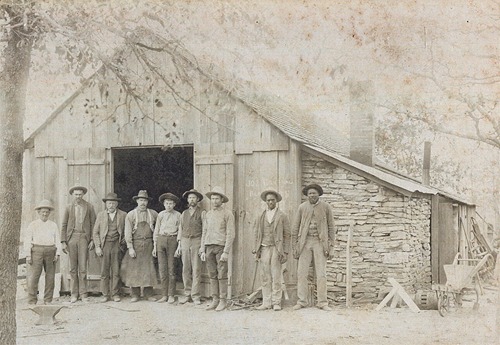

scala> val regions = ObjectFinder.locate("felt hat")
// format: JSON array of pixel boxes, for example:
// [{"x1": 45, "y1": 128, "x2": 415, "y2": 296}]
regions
[
  {"x1": 302, "y1": 183, "x2": 324, "y2": 196},
  {"x1": 205, "y1": 186, "x2": 229, "y2": 203},
  {"x1": 132, "y1": 190, "x2": 152, "y2": 201},
  {"x1": 69, "y1": 185, "x2": 88, "y2": 195},
  {"x1": 260, "y1": 189, "x2": 282, "y2": 202},
  {"x1": 102, "y1": 192, "x2": 121, "y2": 202},
  {"x1": 159, "y1": 192, "x2": 180, "y2": 204},
  {"x1": 182, "y1": 189, "x2": 204, "y2": 201},
  {"x1": 34, "y1": 199, "x2": 54, "y2": 211}
]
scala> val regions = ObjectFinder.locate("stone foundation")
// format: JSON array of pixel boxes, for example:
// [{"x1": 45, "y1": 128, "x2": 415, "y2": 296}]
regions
[{"x1": 302, "y1": 151, "x2": 431, "y2": 303}]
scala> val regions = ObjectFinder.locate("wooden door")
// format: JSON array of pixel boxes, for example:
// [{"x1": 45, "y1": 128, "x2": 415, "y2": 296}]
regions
[
  {"x1": 63, "y1": 147, "x2": 108, "y2": 292},
  {"x1": 194, "y1": 145, "x2": 234, "y2": 297},
  {"x1": 431, "y1": 196, "x2": 459, "y2": 284}
]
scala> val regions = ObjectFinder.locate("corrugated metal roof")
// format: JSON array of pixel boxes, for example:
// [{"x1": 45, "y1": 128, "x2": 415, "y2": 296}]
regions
[{"x1": 305, "y1": 144, "x2": 474, "y2": 205}]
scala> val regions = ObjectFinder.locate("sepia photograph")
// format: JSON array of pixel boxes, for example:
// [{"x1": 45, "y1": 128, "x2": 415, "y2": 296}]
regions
[{"x1": 0, "y1": 1, "x2": 499, "y2": 344}]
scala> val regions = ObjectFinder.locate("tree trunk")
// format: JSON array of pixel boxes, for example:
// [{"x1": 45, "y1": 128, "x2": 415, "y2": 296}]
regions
[{"x1": 0, "y1": 23, "x2": 32, "y2": 345}]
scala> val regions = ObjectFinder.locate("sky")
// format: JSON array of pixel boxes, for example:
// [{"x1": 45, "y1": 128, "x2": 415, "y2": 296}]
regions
[{"x1": 23, "y1": 0, "x2": 499, "y2": 226}]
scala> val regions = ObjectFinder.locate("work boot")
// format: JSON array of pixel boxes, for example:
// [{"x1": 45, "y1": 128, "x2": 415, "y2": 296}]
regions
[
  {"x1": 70, "y1": 295, "x2": 78, "y2": 303},
  {"x1": 215, "y1": 299, "x2": 227, "y2": 311},
  {"x1": 206, "y1": 279, "x2": 219, "y2": 310},
  {"x1": 99, "y1": 296, "x2": 109, "y2": 303},
  {"x1": 215, "y1": 278, "x2": 228, "y2": 311},
  {"x1": 178, "y1": 295, "x2": 189, "y2": 304},
  {"x1": 255, "y1": 304, "x2": 271, "y2": 310},
  {"x1": 193, "y1": 297, "x2": 201, "y2": 305},
  {"x1": 167, "y1": 296, "x2": 175, "y2": 304},
  {"x1": 293, "y1": 304, "x2": 304, "y2": 310},
  {"x1": 157, "y1": 296, "x2": 167, "y2": 303},
  {"x1": 206, "y1": 298, "x2": 219, "y2": 310}
]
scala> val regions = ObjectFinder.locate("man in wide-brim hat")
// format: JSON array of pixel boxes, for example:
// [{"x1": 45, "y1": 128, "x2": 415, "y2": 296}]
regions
[
  {"x1": 153, "y1": 192, "x2": 181, "y2": 303},
  {"x1": 25, "y1": 199, "x2": 61, "y2": 304},
  {"x1": 200, "y1": 187, "x2": 235, "y2": 311},
  {"x1": 301, "y1": 183, "x2": 323, "y2": 196},
  {"x1": 61, "y1": 184, "x2": 96, "y2": 303},
  {"x1": 121, "y1": 190, "x2": 158, "y2": 302},
  {"x1": 292, "y1": 183, "x2": 335, "y2": 311},
  {"x1": 93, "y1": 192, "x2": 127, "y2": 302},
  {"x1": 177, "y1": 189, "x2": 206, "y2": 305},
  {"x1": 252, "y1": 190, "x2": 290, "y2": 311}
]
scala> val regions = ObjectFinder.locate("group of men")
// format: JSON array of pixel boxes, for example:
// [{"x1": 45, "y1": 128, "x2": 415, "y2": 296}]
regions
[{"x1": 25, "y1": 182, "x2": 335, "y2": 312}]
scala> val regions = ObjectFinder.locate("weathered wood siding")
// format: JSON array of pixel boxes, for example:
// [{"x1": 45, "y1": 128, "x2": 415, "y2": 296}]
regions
[{"x1": 23, "y1": 48, "x2": 302, "y2": 297}]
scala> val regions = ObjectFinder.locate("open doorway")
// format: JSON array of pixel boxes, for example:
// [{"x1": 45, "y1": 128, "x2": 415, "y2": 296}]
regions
[
  {"x1": 113, "y1": 146, "x2": 194, "y2": 213},
  {"x1": 113, "y1": 146, "x2": 194, "y2": 286}
]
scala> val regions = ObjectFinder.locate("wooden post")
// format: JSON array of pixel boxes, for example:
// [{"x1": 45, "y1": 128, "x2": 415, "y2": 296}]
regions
[{"x1": 346, "y1": 221, "x2": 354, "y2": 308}]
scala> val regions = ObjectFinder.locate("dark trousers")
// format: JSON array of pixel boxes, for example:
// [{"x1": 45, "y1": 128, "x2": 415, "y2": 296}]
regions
[
  {"x1": 28, "y1": 245, "x2": 56, "y2": 303},
  {"x1": 157, "y1": 235, "x2": 177, "y2": 297},
  {"x1": 67, "y1": 233, "x2": 88, "y2": 297},
  {"x1": 100, "y1": 239, "x2": 121, "y2": 297}
]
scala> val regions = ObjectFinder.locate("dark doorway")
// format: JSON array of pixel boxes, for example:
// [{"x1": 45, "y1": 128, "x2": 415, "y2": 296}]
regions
[
  {"x1": 113, "y1": 146, "x2": 194, "y2": 213},
  {"x1": 113, "y1": 146, "x2": 194, "y2": 286}
]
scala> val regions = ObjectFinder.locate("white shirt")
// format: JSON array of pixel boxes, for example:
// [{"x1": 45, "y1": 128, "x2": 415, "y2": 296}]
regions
[
  {"x1": 24, "y1": 219, "x2": 61, "y2": 256},
  {"x1": 266, "y1": 208, "x2": 277, "y2": 223},
  {"x1": 108, "y1": 210, "x2": 116, "y2": 221}
]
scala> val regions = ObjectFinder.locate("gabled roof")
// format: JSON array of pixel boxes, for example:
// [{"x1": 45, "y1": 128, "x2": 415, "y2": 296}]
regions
[
  {"x1": 303, "y1": 144, "x2": 474, "y2": 205},
  {"x1": 25, "y1": 42, "x2": 350, "y2": 156},
  {"x1": 221, "y1": 81, "x2": 350, "y2": 155}
]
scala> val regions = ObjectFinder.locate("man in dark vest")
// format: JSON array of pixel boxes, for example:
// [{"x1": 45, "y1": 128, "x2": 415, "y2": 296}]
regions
[
  {"x1": 61, "y1": 185, "x2": 96, "y2": 303},
  {"x1": 93, "y1": 192, "x2": 127, "y2": 302},
  {"x1": 252, "y1": 190, "x2": 290, "y2": 311},
  {"x1": 177, "y1": 189, "x2": 206, "y2": 305}
]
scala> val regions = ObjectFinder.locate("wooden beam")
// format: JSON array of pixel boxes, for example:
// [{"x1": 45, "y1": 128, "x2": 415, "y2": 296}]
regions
[
  {"x1": 195, "y1": 154, "x2": 234, "y2": 165},
  {"x1": 376, "y1": 278, "x2": 420, "y2": 313},
  {"x1": 66, "y1": 159, "x2": 105, "y2": 166},
  {"x1": 431, "y1": 195, "x2": 440, "y2": 283}
]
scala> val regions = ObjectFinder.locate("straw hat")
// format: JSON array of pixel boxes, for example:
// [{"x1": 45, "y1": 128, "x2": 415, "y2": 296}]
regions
[
  {"x1": 69, "y1": 185, "x2": 88, "y2": 195},
  {"x1": 34, "y1": 199, "x2": 54, "y2": 211},
  {"x1": 205, "y1": 187, "x2": 229, "y2": 203}
]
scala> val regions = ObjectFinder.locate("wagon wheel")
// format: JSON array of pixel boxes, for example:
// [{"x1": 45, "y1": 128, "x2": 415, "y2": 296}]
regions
[{"x1": 437, "y1": 292, "x2": 450, "y2": 317}]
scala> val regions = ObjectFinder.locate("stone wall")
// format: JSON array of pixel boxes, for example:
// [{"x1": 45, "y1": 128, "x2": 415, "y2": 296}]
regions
[{"x1": 301, "y1": 151, "x2": 432, "y2": 303}]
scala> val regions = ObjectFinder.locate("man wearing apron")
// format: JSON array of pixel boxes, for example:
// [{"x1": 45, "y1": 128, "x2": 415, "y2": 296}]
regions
[{"x1": 121, "y1": 190, "x2": 159, "y2": 302}]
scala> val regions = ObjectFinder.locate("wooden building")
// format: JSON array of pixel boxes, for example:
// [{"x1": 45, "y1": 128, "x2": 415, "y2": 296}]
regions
[{"x1": 22, "y1": 44, "x2": 477, "y2": 301}]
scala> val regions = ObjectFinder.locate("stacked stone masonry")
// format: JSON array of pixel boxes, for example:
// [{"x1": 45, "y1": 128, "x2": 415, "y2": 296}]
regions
[{"x1": 301, "y1": 152, "x2": 432, "y2": 303}]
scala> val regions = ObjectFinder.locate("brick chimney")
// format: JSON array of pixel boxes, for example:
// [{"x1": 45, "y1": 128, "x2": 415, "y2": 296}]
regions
[
  {"x1": 349, "y1": 80, "x2": 375, "y2": 166},
  {"x1": 422, "y1": 141, "x2": 431, "y2": 185}
]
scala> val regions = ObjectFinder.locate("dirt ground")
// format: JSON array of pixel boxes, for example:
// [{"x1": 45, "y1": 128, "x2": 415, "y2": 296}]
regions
[{"x1": 16, "y1": 281, "x2": 499, "y2": 345}]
